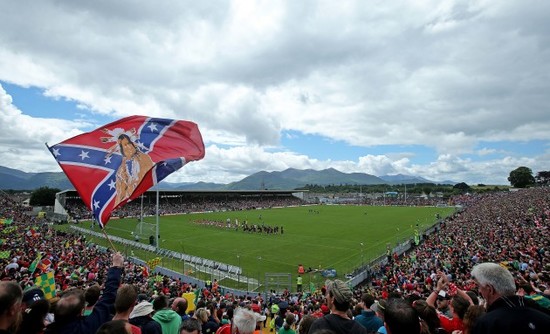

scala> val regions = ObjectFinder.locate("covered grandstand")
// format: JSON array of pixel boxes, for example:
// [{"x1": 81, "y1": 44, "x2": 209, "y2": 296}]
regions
[{"x1": 54, "y1": 188, "x2": 308, "y2": 220}]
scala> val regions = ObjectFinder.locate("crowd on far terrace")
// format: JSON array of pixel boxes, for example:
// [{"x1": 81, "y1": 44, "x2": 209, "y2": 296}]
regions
[
  {"x1": 62, "y1": 192, "x2": 447, "y2": 225},
  {"x1": 0, "y1": 187, "x2": 549, "y2": 334},
  {"x1": 64, "y1": 196, "x2": 304, "y2": 222}
]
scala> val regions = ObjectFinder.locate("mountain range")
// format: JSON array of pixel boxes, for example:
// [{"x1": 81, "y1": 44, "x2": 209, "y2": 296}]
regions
[{"x1": 0, "y1": 165, "x2": 454, "y2": 191}]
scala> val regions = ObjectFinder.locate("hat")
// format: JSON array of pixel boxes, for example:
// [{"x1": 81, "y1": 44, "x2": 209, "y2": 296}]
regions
[
  {"x1": 23, "y1": 287, "x2": 45, "y2": 306},
  {"x1": 371, "y1": 300, "x2": 387, "y2": 315},
  {"x1": 130, "y1": 301, "x2": 154, "y2": 318},
  {"x1": 437, "y1": 290, "x2": 449, "y2": 300},
  {"x1": 254, "y1": 313, "x2": 267, "y2": 322},
  {"x1": 326, "y1": 279, "x2": 352, "y2": 304}
]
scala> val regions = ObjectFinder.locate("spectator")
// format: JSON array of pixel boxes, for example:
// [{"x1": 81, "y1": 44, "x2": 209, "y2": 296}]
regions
[
  {"x1": 21, "y1": 287, "x2": 45, "y2": 309},
  {"x1": 232, "y1": 308, "x2": 258, "y2": 334},
  {"x1": 383, "y1": 298, "x2": 420, "y2": 334},
  {"x1": 83, "y1": 284, "x2": 101, "y2": 316},
  {"x1": 179, "y1": 318, "x2": 202, "y2": 334},
  {"x1": 214, "y1": 304, "x2": 235, "y2": 334},
  {"x1": 0, "y1": 281, "x2": 23, "y2": 334},
  {"x1": 308, "y1": 279, "x2": 368, "y2": 334},
  {"x1": 194, "y1": 307, "x2": 218, "y2": 334},
  {"x1": 297, "y1": 315, "x2": 315, "y2": 334},
  {"x1": 16, "y1": 287, "x2": 49, "y2": 334},
  {"x1": 471, "y1": 262, "x2": 550, "y2": 334},
  {"x1": 433, "y1": 291, "x2": 452, "y2": 318},
  {"x1": 129, "y1": 301, "x2": 162, "y2": 334},
  {"x1": 354, "y1": 293, "x2": 383, "y2": 332},
  {"x1": 427, "y1": 270, "x2": 474, "y2": 333},
  {"x1": 113, "y1": 284, "x2": 141, "y2": 334},
  {"x1": 411, "y1": 300, "x2": 444, "y2": 334},
  {"x1": 44, "y1": 252, "x2": 125, "y2": 334},
  {"x1": 370, "y1": 300, "x2": 387, "y2": 334},
  {"x1": 172, "y1": 297, "x2": 190, "y2": 322},
  {"x1": 518, "y1": 283, "x2": 550, "y2": 312},
  {"x1": 152, "y1": 295, "x2": 182, "y2": 334},
  {"x1": 204, "y1": 302, "x2": 220, "y2": 333},
  {"x1": 216, "y1": 301, "x2": 227, "y2": 321},
  {"x1": 96, "y1": 319, "x2": 132, "y2": 334},
  {"x1": 16, "y1": 299, "x2": 50, "y2": 334},
  {"x1": 459, "y1": 305, "x2": 485, "y2": 334},
  {"x1": 279, "y1": 312, "x2": 296, "y2": 334}
]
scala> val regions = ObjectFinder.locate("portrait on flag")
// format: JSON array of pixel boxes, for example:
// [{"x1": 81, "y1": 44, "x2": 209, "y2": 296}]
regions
[
  {"x1": 102, "y1": 129, "x2": 154, "y2": 206},
  {"x1": 48, "y1": 115, "x2": 205, "y2": 227}
]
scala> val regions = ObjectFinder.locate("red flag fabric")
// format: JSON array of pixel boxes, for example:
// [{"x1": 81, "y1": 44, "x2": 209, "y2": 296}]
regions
[
  {"x1": 48, "y1": 116, "x2": 205, "y2": 227},
  {"x1": 37, "y1": 258, "x2": 52, "y2": 272}
]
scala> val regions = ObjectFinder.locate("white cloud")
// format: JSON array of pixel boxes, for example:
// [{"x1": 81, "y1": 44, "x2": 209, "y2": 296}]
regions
[
  {"x1": 0, "y1": 1, "x2": 548, "y2": 185},
  {"x1": 0, "y1": 85, "x2": 94, "y2": 172},
  {"x1": 476, "y1": 148, "x2": 497, "y2": 156}
]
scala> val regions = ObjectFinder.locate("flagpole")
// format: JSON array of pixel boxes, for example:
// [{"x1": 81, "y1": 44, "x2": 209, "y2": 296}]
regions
[
  {"x1": 101, "y1": 227, "x2": 118, "y2": 252},
  {"x1": 156, "y1": 188, "x2": 159, "y2": 250},
  {"x1": 139, "y1": 194, "x2": 144, "y2": 236}
]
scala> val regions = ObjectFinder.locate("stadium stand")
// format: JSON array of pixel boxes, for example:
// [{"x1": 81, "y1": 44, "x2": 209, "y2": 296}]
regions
[{"x1": 1, "y1": 188, "x2": 549, "y2": 333}]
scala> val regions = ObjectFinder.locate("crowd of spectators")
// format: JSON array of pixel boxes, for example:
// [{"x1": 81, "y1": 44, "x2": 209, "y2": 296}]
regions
[
  {"x1": 1, "y1": 187, "x2": 550, "y2": 333},
  {"x1": 65, "y1": 196, "x2": 303, "y2": 222}
]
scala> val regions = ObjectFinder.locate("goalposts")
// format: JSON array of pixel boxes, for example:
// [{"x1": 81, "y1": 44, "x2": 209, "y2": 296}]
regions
[
  {"x1": 133, "y1": 220, "x2": 157, "y2": 242},
  {"x1": 132, "y1": 193, "x2": 158, "y2": 245},
  {"x1": 264, "y1": 273, "x2": 292, "y2": 294}
]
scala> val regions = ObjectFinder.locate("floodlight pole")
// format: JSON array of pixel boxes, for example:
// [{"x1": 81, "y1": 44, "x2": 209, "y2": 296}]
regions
[
  {"x1": 258, "y1": 256, "x2": 262, "y2": 292},
  {"x1": 180, "y1": 242, "x2": 185, "y2": 275},
  {"x1": 156, "y1": 189, "x2": 159, "y2": 250},
  {"x1": 140, "y1": 194, "x2": 144, "y2": 223},
  {"x1": 360, "y1": 242, "x2": 364, "y2": 269},
  {"x1": 237, "y1": 255, "x2": 241, "y2": 287}
]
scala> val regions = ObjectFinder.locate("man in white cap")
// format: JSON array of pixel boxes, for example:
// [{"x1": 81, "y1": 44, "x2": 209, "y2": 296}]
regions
[{"x1": 129, "y1": 301, "x2": 162, "y2": 334}]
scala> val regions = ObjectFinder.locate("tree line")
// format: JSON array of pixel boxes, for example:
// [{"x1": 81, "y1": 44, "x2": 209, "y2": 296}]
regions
[{"x1": 3, "y1": 167, "x2": 548, "y2": 206}]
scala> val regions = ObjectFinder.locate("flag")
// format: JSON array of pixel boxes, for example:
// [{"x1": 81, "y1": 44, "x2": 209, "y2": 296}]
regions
[
  {"x1": 146, "y1": 257, "x2": 162, "y2": 270},
  {"x1": 193, "y1": 286, "x2": 201, "y2": 304},
  {"x1": 70, "y1": 266, "x2": 85, "y2": 280},
  {"x1": 27, "y1": 228, "x2": 39, "y2": 238},
  {"x1": 141, "y1": 265, "x2": 149, "y2": 278},
  {"x1": 48, "y1": 116, "x2": 205, "y2": 227},
  {"x1": 2, "y1": 226, "x2": 16, "y2": 234},
  {"x1": 0, "y1": 250, "x2": 10, "y2": 259},
  {"x1": 37, "y1": 258, "x2": 52, "y2": 272},
  {"x1": 35, "y1": 271, "x2": 56, "y2": 299},
  {"x1": 182, "y1": 292, "x2": 197, "y2": 312},
  {"x1": 0, "y1": 218, "x2": 13, "y2": 225},
  {"x1": 29, "y1": 253, "x2": 43, "y2": 274}
]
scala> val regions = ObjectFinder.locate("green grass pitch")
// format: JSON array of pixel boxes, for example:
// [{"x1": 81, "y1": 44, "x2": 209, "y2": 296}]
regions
[{"x1": 99, "y1": 205, "x2": 454, "y2": 286}]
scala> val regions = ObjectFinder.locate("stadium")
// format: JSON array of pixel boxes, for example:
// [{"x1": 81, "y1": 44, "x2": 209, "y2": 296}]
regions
[
  {"x1": 2, "y1": 183, "x2": 550, "y2": 333},
  {"x1": 50, "y1": 188, "x2": 455, "y2": 293},
  {"x1": 3, "y1": 1, "x2": 550, "y2": 333}
]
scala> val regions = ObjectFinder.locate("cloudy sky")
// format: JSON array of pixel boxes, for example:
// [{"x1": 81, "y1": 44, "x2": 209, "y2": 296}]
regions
[{"x1": 0, "y1": 0, "x2": 548, "y2": 186}]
